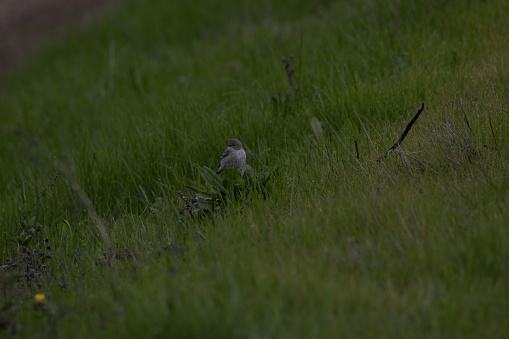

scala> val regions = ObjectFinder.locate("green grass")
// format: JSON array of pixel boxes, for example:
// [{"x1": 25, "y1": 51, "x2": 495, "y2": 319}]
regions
[{"x1": 1, "y1": 0, "x2": 509, "y2": 337}]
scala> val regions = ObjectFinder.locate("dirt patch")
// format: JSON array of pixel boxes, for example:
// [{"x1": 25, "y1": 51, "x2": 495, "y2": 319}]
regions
[{"x1": 0, "y1": 0, "x2": 119, "y2": 75}]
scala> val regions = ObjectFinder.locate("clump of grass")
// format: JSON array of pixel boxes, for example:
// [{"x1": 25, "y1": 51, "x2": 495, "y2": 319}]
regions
[
  {"x1": 178, "y1": 165, "x2": 273, "y2": 219},
  {"x1": 0, "y1": 178, "x2": 57, "y2": 338},
  {"x1": 384, "y1": 91, "x2": 506, "y2": 178},
  {"x1": 1, "y1": 238, "x2": 53, "y2": 293},
  {"x1": 0, "y1": 175, "x2": 57, "y2": 263}
]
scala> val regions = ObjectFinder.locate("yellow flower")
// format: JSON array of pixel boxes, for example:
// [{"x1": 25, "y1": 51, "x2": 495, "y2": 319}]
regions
[{"x1": 34, "y1": 294, "x2": 45, "y2": 304}]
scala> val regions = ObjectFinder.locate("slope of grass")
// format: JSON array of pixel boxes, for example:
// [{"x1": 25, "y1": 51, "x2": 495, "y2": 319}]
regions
[{"x1": 1, "y1": 0, "x2": 509, "y2": 337}]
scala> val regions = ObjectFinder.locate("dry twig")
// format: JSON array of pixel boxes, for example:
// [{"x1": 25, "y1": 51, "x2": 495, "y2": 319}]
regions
[{"x1": 381, "y1": 102, "x2": 425, "y2": 160}]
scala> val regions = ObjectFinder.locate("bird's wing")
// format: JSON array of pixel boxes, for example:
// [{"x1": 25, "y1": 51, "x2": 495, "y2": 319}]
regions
[{"x1": 220, "y1": 147, "x2": 233, "y2": 162}]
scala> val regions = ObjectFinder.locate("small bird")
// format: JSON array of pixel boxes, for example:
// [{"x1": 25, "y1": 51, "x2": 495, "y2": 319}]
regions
[{"x1": 216, "y1": 138, "x2": 246, "y2": 174}]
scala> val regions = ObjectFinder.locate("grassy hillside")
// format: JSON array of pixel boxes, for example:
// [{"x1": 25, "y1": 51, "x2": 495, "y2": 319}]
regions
[{"x1": 1, "y1": 0, "x2": 508, "y2": 337}]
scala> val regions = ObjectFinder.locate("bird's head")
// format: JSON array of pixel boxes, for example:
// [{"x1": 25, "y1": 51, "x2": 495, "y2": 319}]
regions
[{"x1": 227, "y1": 138, "x2": 243, "y2": 150}]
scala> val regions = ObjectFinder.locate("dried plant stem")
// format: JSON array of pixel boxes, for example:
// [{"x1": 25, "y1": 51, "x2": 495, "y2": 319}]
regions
[
  {"x1": 139, "y1": 185, "x2": 150, "y2": 204},
  {"x1": 382, "y1": 102, "x2": 425, "y2": 159},
  {"x1": 458, "y1": 98, "x2": 471, "y2": 132},
  {"x1": 312, "y1": 118, "x2": 335, "y2": 175},
  {"x1": 355, "y1": 111, "x2": 378, "y2": 156}
]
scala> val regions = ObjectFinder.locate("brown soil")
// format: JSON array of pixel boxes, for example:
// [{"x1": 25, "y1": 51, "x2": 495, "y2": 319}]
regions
[{"x1": 0, "y1": 0, "x2": 119, "y2": 75}]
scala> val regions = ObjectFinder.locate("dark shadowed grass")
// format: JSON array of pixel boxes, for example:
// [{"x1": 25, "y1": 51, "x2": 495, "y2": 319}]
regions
[{"x1": 1, "y1": 0, "x2": 509, "y2": 337}]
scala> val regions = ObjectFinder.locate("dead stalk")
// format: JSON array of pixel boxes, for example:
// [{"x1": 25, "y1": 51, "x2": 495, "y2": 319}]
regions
[{"x1": 380, "y1": 102, "x2": 425, "y2": 161}]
